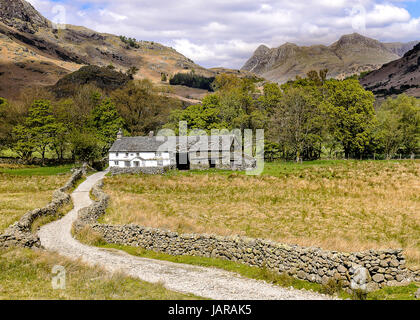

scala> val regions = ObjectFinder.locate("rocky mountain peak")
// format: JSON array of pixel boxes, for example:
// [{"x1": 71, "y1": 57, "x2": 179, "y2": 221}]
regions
[
  {"x1": 241, "y1": 33, "x2": 416, "y2": 84},
  {"x1": 254, "y1": 44, "x2": 270, "y2": 54},
  {"x1": 331, "y1": 33, "x2": 385, "y2": 50},
  {"x1": 0, "y1": 0, "x2": 50, "y2": 33}
]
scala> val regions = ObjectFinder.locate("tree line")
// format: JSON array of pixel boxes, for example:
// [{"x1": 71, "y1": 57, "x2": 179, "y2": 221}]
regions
[
  {"x1": 0, "y1": 70, "x2": 418, "y2": 165},
  {"x1": 0, "y1": 81, "x2": 182, "y2": 165},
  {"x1": 165, "y1": 72, "x2": 419, "y2": 161}
]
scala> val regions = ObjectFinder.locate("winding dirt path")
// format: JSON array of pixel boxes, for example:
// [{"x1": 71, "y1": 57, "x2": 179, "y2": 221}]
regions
[{"x1": 38, "y1": 171, "x2": 334, "y2": 300}]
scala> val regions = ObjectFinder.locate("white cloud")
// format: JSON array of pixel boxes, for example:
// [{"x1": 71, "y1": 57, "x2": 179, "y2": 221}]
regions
[
  {"x1": 99, "y1": 9, "x2": 127, "y2": 22},
  {"x1": 27, "y1": 0, "x2": 420, "y2": 68}
]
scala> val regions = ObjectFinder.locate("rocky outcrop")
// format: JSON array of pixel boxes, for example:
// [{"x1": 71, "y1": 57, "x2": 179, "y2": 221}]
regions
[
  {"x1": 0, "y1": 168, "x2": 83, "y2": 248},
  {"x1": 0, "y1": 0, "x2": 214, "y2": 99},
  {"x1": 361, "y1": 43, "x2": 420, "y2": 98},
  {"x1": 0, "y1": 0, "x2": 50, "y2": 33},
  {"x1": 74, "y1": 181, "x2": 420, "y2": 292},
  {"x1": 242, "y1": 33, "x2": 417, "y2": 83}
]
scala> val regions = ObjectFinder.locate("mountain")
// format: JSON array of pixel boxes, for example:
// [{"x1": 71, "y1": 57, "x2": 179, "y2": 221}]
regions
[
  {"x1": 384, "y1": 41, "x2": 420, "y2": 57},
  {"x1": 0, "y1": 0, "x2": 49, "y2": 33},
  {"x1": 360, "y1": 43, "x2": 420, "y2": 98},
  {"x1": 0, "y1": 0, "x2": 217, "y2": 99},
  {"x1": 241, "y1": 33, "x2": 419, "y2": 84}
]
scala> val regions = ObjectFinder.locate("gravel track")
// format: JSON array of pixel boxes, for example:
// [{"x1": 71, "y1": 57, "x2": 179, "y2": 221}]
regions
[{"x1": 38, "y1": 171, "x2": 335, "y2": 300}]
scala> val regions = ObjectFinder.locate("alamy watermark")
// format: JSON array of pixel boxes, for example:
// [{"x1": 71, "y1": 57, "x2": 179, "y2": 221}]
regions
[
  {"x1": 51, "y1": 265, "x2": 66, "y2": 290},
  {"x1": 155, "y1": 121, "x2": 265, "y2": 176},
  {"x1": 349, "y1": 3, "x2": 367, "y2": 32},
  {"x1": 51, "y1": 5, "x2": 67, "y2": 30},
  {"x1": 350, "y1": 266, "x2": 369, "y2": 291}
]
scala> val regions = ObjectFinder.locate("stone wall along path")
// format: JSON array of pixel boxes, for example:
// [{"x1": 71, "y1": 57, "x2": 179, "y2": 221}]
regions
[{"x1": 38, "y1": 170, "x2": 334, "y2": 300}]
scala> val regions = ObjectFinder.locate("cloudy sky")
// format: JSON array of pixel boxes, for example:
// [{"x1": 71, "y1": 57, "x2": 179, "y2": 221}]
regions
[{"x1": 27, "y1": 0, "x2": 420, "y2": 69}]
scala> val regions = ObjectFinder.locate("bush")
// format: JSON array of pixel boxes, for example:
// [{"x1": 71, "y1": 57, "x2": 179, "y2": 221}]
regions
[
  {"x1": 169, "y1": 72, "x2": 215, "y2": 91},
  {"x1": 119, "y1": 36, "x2": 140, "y2": 49}
]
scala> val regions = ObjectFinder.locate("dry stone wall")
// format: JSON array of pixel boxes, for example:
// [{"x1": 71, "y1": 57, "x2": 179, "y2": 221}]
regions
[
  {"x1": 109, "y1": 166, "x2": 175, "y2": 176},
  {"x1": 75, "y1": 181, "x2": 420, "y2": 292},
  {"x1": 0, "y1": 168, "x2": 83, "y2": 248}
]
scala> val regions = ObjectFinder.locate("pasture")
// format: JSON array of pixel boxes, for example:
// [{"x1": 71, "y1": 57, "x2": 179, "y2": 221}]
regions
[
  {"x1": 102, "y1": 160, "x2": 420, "y2": 266},
  {"x1": 0, "y1": 164, "x2": 73, "y2": 233}
]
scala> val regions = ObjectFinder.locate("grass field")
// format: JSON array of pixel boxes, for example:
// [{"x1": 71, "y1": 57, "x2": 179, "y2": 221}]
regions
[
  {"x1": 0, "y1": 164, "x2": 74, "y2": 233},
  {"x1": 0, "y1": 248, "x2": 199, "y2": 300},
  {"x1": 0, "y1": 163, "x2": 198, "y2": 300},
  {"x1": 102, "y1": 160, "x2": 420, "y2": 266}
]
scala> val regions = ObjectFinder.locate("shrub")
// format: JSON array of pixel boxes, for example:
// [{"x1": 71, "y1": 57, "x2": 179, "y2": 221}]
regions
[{"x1": 169, "y1": 72, "x2": 215, "y2": 91}]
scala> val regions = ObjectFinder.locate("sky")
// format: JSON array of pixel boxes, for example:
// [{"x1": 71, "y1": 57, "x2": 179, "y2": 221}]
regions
[{"x1": 27, "y1": 0, "x2": 420, "y2": 69}]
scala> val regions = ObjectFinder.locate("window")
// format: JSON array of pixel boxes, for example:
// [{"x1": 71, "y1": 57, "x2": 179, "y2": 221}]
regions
[
  {"x1": 125, "y1": 153, "x2": 129, "y2": 157},
  {"x1": 158, "y1": 160, "x2": 163, "y2": 166},
  {"x1": 114, "y1": 161, "x2": 119, "y2": 166},
  {"x1": 209, "y1": 159, "x2": 217, "y2": 168},
  {"x1": 134, "y1": 161, "x2": 140, "y2": 167},
  {"x1": 137, "y1": 153, "x2": 140, "y2": 157},
  {"x1": 116, "y1": 153, "x2": 119, "y2": 157},
  {"x1": 125, "y1": 161, "x2": 130, "y2": 167}
]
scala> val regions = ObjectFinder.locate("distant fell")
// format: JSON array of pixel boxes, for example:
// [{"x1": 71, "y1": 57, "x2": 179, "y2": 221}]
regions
[
  {"x1": 241, "y1": 33, "x2": 419, "y2": 84},
  {"x1": 360, "y1": 43, "x2": 420, "y2": 98}
]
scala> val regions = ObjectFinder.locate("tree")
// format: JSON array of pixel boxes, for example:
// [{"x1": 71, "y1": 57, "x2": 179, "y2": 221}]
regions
[
  {"x1": 0, "y1": 98, "x2": 9, "y2": 150},
  {"x1": 169, "y1": 72, "x2": 215, "y2": 91},
  {"x1": 322, "y1": 79, "x2": 376, "y2": 159},
  {"x1": 376, "y1": 95, "x2": 420, "y2": 158},
  {"x1": 258, "y1": 83, "x2": 282, "y2": 115},
  {"x1": 166, "y1": 74, "x2": 268, "y2": 133},
  {"x1": 272, "y1": 86, "x2": 324, "y2": 161},
  {"x1": 216, "y1": 75, "x2": 265, "y2": 131},
  {"x1": 166, "y1": 95, "x2": 227, "y2": 133},
  {"x1": 14, "y1": 100, "x2": 59, "y2": 165},
  {"x1": 69, "y1": 129, "x2": 102, "y2": 164},
  {"x1": 12, "y1": 124, "x2": 34, "y2": 161},
  {"x1": 264, "y1": 141, "x2": 281, "y2": 162},
  {"x1": 111, "y1": 80, "x2": 182, "y2": 136},
  {"x1": 51, "y1": 122, "x2": 68, "y2": 160},
  {"x1": 89, "y1": 98, "x2": 125, "y2": 155}
]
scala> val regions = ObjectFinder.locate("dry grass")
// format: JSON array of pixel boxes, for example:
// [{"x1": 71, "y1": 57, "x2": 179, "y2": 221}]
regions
[
  {"x1": 0, "y1": 248, "x2": 199, "y2": 300},
  {"x1": 102, "y1": 160, "x2": 420, "y2": 266},
  {"x1": 73, "y1": 225, "x2": 106, "y2": 246},
  {"x1": 0, "y1": 165, "x2": 70, "y2": 233}
]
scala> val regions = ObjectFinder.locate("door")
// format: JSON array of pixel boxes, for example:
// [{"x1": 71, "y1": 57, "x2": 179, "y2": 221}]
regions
[{"x1": 176, "y1": 153, "x2": 190, "y2": 170}]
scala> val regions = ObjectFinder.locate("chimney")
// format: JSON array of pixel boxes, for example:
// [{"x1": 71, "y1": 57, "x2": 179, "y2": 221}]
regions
[
  {"x1": 117, "y1": 128, "x2": 123, "y2": 140},
  {"x1": 148, "y1": 131, "x2": 154, "y2": 137}
]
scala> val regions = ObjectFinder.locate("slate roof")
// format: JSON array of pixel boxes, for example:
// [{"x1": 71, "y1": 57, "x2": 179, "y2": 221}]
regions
[
  {"x1": 109, "y1": 137, "x2": 166, "y2": 152},
  {"x1": 109, "y1": 135, "x2": 236, "y2": 152}
]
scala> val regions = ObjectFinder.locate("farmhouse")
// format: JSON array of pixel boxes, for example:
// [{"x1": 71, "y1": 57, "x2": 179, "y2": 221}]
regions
[{"x1": 108, "y1": 129, "x2": 256, "y2": 172}]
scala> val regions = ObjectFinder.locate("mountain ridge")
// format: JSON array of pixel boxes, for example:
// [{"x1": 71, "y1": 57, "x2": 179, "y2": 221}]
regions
[
  {"x1": 242, "y1": 33, "x2": 419, "y2": 84},
  {"x1": 360, "y1": 43, "x2": 420, "y2": 98},
  {"x1": 0, "y1": 0, "x2": 233, "y2": 98}
]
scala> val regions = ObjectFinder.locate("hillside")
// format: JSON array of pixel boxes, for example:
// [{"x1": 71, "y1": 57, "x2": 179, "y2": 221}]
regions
[
  {"x1": 241, "y1": 33, "x2": 418, "y2": 83},
  {"x1": 360, "y1": 43, "x2": 420, "y2": 98},
  {"x1": 0, "y1": 0, "x2": 215, "y2": 99}
]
